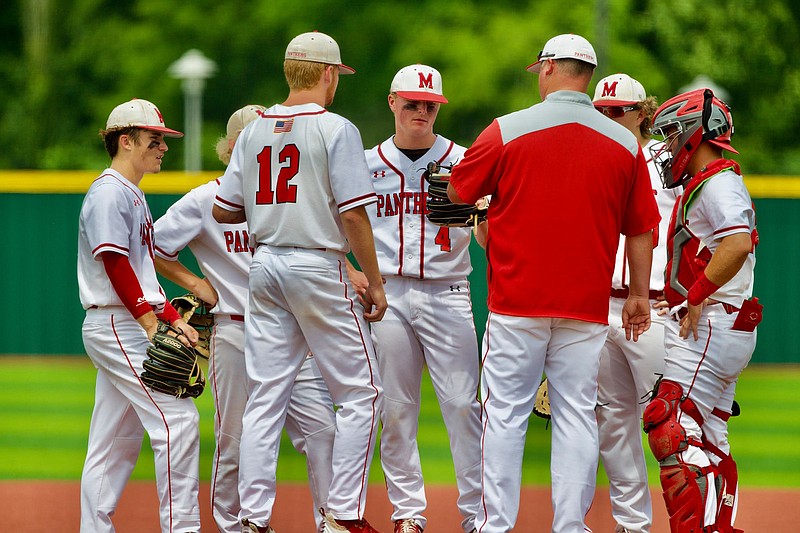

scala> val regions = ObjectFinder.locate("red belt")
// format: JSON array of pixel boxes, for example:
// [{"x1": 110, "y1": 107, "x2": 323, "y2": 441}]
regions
[
  {"x1": 230, "y1": 314, "x2": 244, "y2": 322},
  {"x1": 610, "y1": 288, "x2": 663, "y2": 300}
]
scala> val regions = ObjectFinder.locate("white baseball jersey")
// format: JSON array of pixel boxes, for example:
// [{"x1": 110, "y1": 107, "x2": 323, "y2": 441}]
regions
[
  {"x1": 679, "y1": 169, "x2": 756, "y2": 304},
  {"x1": 154, "y1": 179, "x2": 250, "y2": 315},
  {"x1": 153, "y1": 177, "x2": 338, "y2": 532},
  {"x1": 78, "y1": 169, "x2": 167, "y2": 311},
  {"x1": 365, "y1": 135, "x2": 471, "y2": 279},
  {"x1": 215, "y1": 103, "x2": 376, "y2": 252},
  {"x1": 611, "y1": 139, "x2": 681, "y2": 291}
]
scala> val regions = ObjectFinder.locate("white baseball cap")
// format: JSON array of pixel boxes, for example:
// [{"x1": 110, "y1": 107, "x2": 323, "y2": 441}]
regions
[
  {"x1": 106, "y1": 99, "x2": 183, "y2": 137},
  {"x1": 390, "y1": 64, "x2": 448, "y2": 104},
  {"x1": 593, "y1": 73, "x2": 646, "y2": 106},
  {"x1": 226, "y1": 104, "x2": 266, "y2": 138},
  {"x1": 285, "y1": 31, "x2": 355, "y2": 74},
  {"x1": 527, "y1": 33, "x2": 597, "y2": 73}
]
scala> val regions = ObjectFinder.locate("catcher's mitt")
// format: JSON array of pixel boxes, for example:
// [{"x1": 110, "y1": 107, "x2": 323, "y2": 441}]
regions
[
  {"x1": 533, "y1": 378, "x2": 551, "y2": 420},
  {"x1": 142, "y1": 323, "x2": 206, "y2": 399},
  {"x1": 424, "y1": 162, "x2": 488, "y2": 228},
  {"x1": 170, "y1": 293, "x2": 214, "y2": 359}
]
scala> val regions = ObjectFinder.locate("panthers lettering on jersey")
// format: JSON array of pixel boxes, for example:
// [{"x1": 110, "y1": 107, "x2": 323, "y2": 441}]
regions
[{"x1": 364, "y1": 135, "x2": 472, "y2": 280}]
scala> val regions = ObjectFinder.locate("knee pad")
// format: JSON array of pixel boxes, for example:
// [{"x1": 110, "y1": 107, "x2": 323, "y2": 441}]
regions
[{"x1": 643, "y1": 380, "x2": 690, "y2": 461}]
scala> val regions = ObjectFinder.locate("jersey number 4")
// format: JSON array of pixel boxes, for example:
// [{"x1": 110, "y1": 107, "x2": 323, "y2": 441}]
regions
[{"x1": 255, "y1": 145, "x2": 299, "y2": 204}]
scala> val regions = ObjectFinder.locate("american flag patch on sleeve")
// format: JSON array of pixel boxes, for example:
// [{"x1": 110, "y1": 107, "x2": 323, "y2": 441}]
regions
[{"x1": 274, "y1": 119, "x2": 294, "y2": 133}]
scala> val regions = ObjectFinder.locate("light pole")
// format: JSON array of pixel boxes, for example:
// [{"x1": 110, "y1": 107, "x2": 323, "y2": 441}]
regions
[{"x1": 168, "y1": 49, "x2": 217, "y2": 172}]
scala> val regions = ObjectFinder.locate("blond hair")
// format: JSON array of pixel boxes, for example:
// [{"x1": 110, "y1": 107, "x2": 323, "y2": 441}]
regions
[
  {"x1": 638, "y1": 96, "x2": 659, "y2": 139},
  {"x1": 284, "y1": 59, "x2": 326, "y2": 90},
  {"x1": 215, "y1": 104, "x2": 266, "y2": 165}
]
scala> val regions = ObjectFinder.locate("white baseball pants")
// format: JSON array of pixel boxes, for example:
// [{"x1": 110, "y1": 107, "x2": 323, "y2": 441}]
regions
[
  {"x1": 209, "y1": 316, "x2": 335, "y2": 532},
  {"x1": 596, "y1": 298, "x2": 667, "y2": 533},
  {"x1": 80, "y1": 307, "x2": 201, "y2": 533},
  {"x1": 372, "y1": 276, "x2": 482, "y2": 532},
  {"x1": 660, "y1": 306, "x2": 756, "y2": 529},
  {"x1": 476, "y1": 313, "x2": 607, "y2": 533},
  {"x1": 238, "y1": 246, "x2": 382, "y2": 527}
]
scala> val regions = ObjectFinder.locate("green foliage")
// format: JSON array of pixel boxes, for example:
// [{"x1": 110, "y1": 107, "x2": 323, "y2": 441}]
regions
[{"x1": 1, "y1": 0, "x2": 799, "y2": 173}]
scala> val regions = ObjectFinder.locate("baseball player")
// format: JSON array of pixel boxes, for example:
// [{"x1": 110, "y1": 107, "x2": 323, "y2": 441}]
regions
[
  {"x1": 153, "y1": 105, "x2": 337, "y2": 533},
  {"x1": 447, "y1": 34, "x2": 660, "y2": 533},
  {"x1": 212, "y1": 32, "x2": 386, "y2": 533},
  {"x1": 362, "y1": 64, "x2": 482, "y2": 533},
  {"x1": 592, "y1": 74, "x2": 680, "y2": 533},
  {"x1": 643, "y1": 88, "x2": 759, "y2": 533},
  {"x1": 78, "y1": 99, "x2": 202, "y2": 533}
]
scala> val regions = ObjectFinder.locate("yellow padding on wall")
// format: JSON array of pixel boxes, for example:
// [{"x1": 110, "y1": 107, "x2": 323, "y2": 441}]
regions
[
  {"x1": 1, "y1": 170, "x2": 799, "y2": 198},
  {"x1": 0, "y1": 171, "x2": 220, "y2": 194}
]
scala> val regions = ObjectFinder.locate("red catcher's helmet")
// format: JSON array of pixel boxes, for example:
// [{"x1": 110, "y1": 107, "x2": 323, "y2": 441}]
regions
[{"x1": 649, "y1": 88, "x2": 737, "y2": 189}]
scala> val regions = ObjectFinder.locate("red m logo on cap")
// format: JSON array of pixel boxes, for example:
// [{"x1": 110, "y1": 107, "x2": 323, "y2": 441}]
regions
[
  {"x1": 601, "y1": 81, "x2": 619, "y2": 98},
  {"x1": 418, "y1": 72, "x2": 434, "y2": 89}
]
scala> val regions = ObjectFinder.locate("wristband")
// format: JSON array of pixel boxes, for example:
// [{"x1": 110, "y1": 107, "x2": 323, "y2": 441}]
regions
[
  {"x1": 687, "y1": 272, "x2": 720, "y2": 306},
  {"x1": 157, "y1": 301, "x2": 182, "y2": 325}
]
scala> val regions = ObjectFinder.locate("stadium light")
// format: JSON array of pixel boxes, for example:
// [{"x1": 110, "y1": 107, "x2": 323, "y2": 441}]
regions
[{"x1": 168, "y1": 49, "x2": 217, "y2": 172}]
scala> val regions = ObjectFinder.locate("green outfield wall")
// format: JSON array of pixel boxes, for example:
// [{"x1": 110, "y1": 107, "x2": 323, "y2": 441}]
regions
[{"x1": 0, "y1": 171, "x2": 796, "y2": 363}]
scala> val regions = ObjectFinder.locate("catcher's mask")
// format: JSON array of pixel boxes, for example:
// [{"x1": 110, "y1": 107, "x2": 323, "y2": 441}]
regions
[{"x1": 649, "y1": 88, "x2": 737, "y2": 189}]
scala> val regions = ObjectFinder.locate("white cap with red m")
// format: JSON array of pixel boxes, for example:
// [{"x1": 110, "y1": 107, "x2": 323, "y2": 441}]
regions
[{"x1": 390, "y1": 64, "x2": 448, "y2": 104}]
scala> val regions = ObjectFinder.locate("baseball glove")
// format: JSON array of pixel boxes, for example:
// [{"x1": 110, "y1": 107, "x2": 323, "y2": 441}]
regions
[
  {"x1": 423, "y1": 162, "x2": 488, "y2": 228},
  {"x1": 170, "y1": 293, "x2": 214, "y2": 359},
  {"x1": 533, "y1": 378, "x2": 551, "y2": 420},
  {"x1": 141, "y1": 323, "x2": 206, "y2": 399}
]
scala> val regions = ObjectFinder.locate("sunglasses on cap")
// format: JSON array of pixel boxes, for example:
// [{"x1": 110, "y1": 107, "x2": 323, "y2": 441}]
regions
[{"x1": 596, "y1": 105, "x2": 639, "y2": 119}]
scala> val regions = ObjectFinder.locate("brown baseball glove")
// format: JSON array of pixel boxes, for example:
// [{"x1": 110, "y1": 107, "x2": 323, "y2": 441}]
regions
[
  {"x1": 533, "y1": 378, "x2": 551, "y2": 420},
  {"x1": 170, "y1": 293, "x2": 214, "y2": 359}
]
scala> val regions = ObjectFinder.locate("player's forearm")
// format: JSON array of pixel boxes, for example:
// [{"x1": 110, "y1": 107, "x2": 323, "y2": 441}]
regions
[
  {"x1": 212, "y1": 204, "x2": 246, "y2": 224},
  {"x1": 699, "y1": 232, "x2": 752, "y2": 290},
  {"x1": 625, "y1": 230, "x2": 654, "y2": 297},
  {"x1": 136, "y1": 311, "x2": 159, "y2": 339},
  {"x1": 341, "y1": 206, "x2": 383, "y2": 287},
  {"x1": 155, "y1": 256, "x2": 203, "y2": 293}
]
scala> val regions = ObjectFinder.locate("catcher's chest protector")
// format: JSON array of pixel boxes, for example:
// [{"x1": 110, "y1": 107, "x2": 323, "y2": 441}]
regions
[{"x1": 664, "y1": 159, "x2": 742, "y2": 307}]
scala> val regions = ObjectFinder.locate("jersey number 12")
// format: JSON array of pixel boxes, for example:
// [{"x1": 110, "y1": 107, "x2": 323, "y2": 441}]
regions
[{"x1": 255, "y1": 144, "x2": 299, "y2": 205}]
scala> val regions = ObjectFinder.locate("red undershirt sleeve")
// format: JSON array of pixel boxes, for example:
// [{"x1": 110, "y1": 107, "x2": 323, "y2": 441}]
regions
[{"x1": 101, "y1": 252, "x2": 152, "y2": 319}]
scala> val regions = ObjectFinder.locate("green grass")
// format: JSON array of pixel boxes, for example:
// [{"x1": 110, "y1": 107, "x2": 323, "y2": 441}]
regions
[{"x1": 1, "y1": 357, "x2": 798, "y2": 487}]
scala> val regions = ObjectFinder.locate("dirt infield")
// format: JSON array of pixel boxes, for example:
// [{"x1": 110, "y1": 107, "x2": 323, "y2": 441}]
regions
[{"x1": 3, "y1": 481, "x2": 797, "y2": 532}]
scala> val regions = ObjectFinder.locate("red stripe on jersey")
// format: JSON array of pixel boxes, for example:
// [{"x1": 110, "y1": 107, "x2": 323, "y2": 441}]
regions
[
  {"x1": 378, "y1": 144, "x2": 406, "y2": 276},
  {"x1": 154, "y1": 245, "x2": 179, "y2": 260},
  {"x1": 214, "y1": 195, "x2": 244, "y2": 210},
  {"x1": 712, "y1": 224, "x2": 750, "y2": 236},
  {"x1": 96, "y1": 173, "x2": 146, "y2": 205},
  {"x1": 338, "y1": 192, "x2": 377, "y2": 209},
  {"x1": 93, "y1": 242, "x2": 129, "y2": 256}
]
